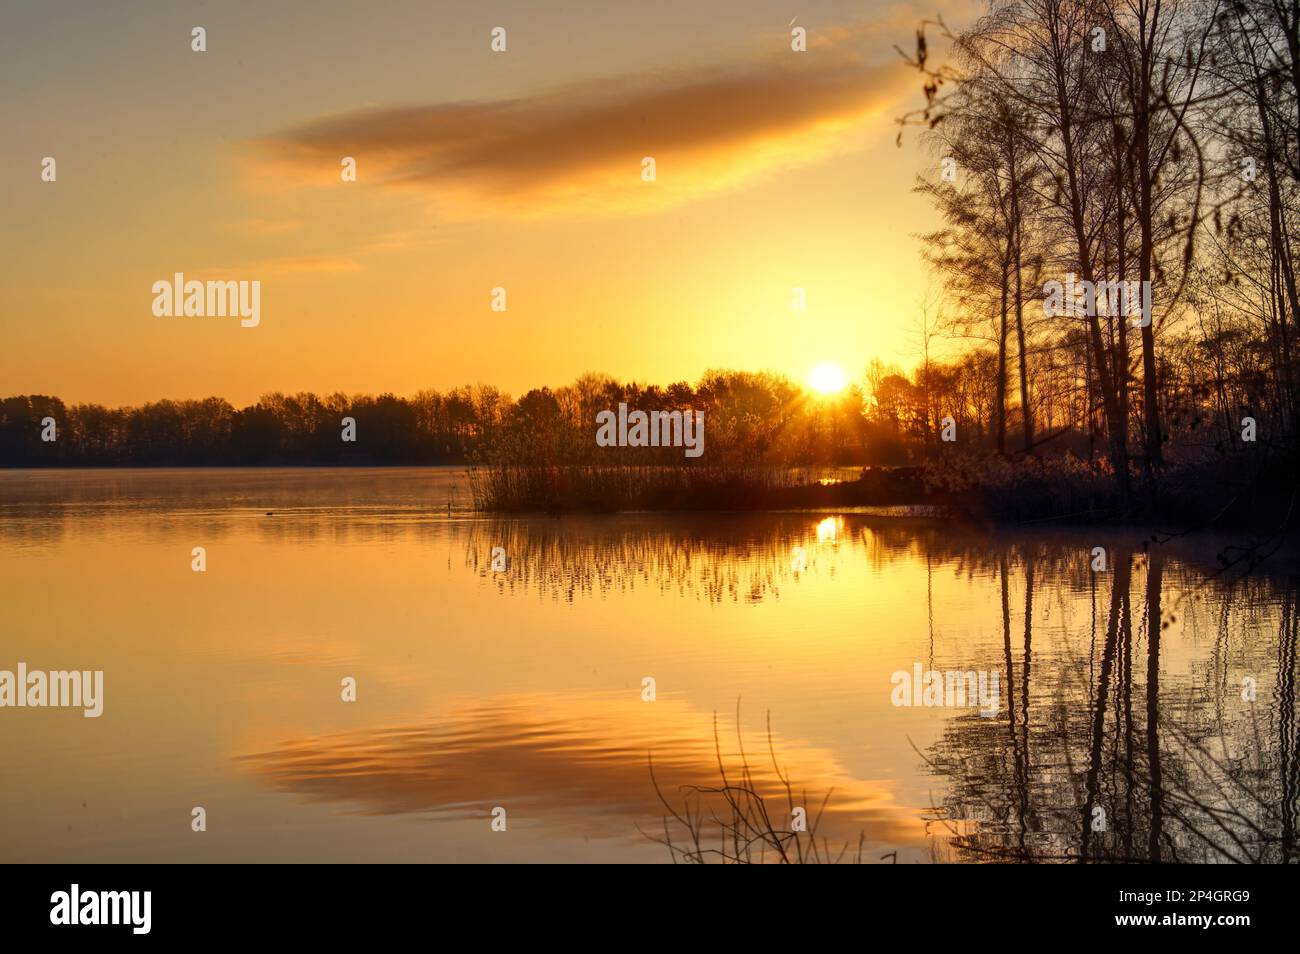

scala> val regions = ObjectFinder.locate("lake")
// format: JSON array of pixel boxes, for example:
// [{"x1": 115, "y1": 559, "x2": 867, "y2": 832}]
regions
[{"x1": 1, "y1": 467, "x2": 1295, "y2": 862}]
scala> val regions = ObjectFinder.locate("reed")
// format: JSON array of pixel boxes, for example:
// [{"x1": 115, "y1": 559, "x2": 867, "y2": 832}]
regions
[{"x1": 642, "y1": 708, "x2": 892, "y2": 865}]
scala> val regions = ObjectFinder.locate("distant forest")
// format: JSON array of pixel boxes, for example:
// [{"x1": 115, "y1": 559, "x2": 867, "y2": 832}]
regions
[
  {"x1": 0, "y1": 340, "x2": 1282, "y2": 476},
  {"x1": 2, "y1": 372, "x2": 877, "y2": 468}
]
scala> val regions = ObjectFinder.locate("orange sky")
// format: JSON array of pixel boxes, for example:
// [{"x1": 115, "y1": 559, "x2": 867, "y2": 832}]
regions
[{"x1": 0, "y1": 0, "x2": 975, "y2": 407}]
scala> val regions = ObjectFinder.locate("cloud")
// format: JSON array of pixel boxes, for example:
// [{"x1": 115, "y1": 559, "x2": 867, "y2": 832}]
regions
[
  {"x1": 256, "y1": 255, "x2": 363, "y2": 273},
  {"x1": 251, "y1": 33, "x2": 912, "y2": 218},
  {"x1": 236, "y1": 692, "x2": 926, "y2": 847},
  {"x1": 235, "y1": 218, "x2": 302, "y2": 236},
  {"x1": 207, "y1": 255, "x2": 364, "y2": 276}
]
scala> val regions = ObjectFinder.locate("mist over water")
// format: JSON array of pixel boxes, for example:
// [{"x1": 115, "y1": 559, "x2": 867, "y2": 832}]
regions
[{"x1": 1, "y1": 468, "x2": 1294, "y2": 862}]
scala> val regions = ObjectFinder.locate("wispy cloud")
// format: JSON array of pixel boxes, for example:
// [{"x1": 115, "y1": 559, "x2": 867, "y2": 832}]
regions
[
  {"x1": 204, "y1": 255, "x2": 364, "y2": 276},
  {"x1": 235, "y1": 218, "x2": 303, "y2": 236},
  {"x1": 258, "y1": 255, "x2": 363, "y2": 273},
  {"x1": 250, "y1": 30, "x2": 912, "y2": 218}
]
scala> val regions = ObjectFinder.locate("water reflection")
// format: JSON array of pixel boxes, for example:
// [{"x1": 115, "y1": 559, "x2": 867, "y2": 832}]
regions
[
  {"x1": 924, "y1": 546, "x2": 1299, "y2": 863},
  {"x1": 459, "y1": 517, "x2": 1299, "y2": 861},
  {"x1": 461, "y1": 513, "x2": 864, "y2": 604},
  {"x1": 237, "y1": 694, "x2": 925, "y2": 849},
  {"x1": 0, "y1": 469, "x2": 1295, "y2": 862}
]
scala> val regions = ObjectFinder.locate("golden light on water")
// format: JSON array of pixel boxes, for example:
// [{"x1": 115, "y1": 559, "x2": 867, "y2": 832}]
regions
[
  {"x1": 808, "y1": 362, "x2": 849, "y2": 395},
  {"x1": 816, "y1": 516, "x2": 842, "y2": 543},
  {"x1": 1, "y1": 470, "x2": 1292, "y2": 865}
]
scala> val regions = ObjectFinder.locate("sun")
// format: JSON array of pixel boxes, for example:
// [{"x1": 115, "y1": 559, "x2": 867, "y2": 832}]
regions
[{"x1": 808, "y1": 362, "x2": 848, "y2": 395}]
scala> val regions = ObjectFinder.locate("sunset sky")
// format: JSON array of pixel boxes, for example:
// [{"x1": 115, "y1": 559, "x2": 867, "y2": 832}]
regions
[{"x1": 0, "y1": 0, "x2": 974, "y2": 407}]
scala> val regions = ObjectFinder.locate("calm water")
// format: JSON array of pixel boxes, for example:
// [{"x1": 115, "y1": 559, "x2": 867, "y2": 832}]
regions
[{"x1": 1, "y1": 468, "x2": 1296, "y2": 863}]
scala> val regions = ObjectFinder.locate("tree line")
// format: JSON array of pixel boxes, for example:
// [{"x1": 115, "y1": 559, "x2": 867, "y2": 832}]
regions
[
  {"x1": 1, "y1": 374, "x2": 877, "y2": 468},
  {"x1": 0, "y1": 326, "x2": 1287, "y2": 473}
]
